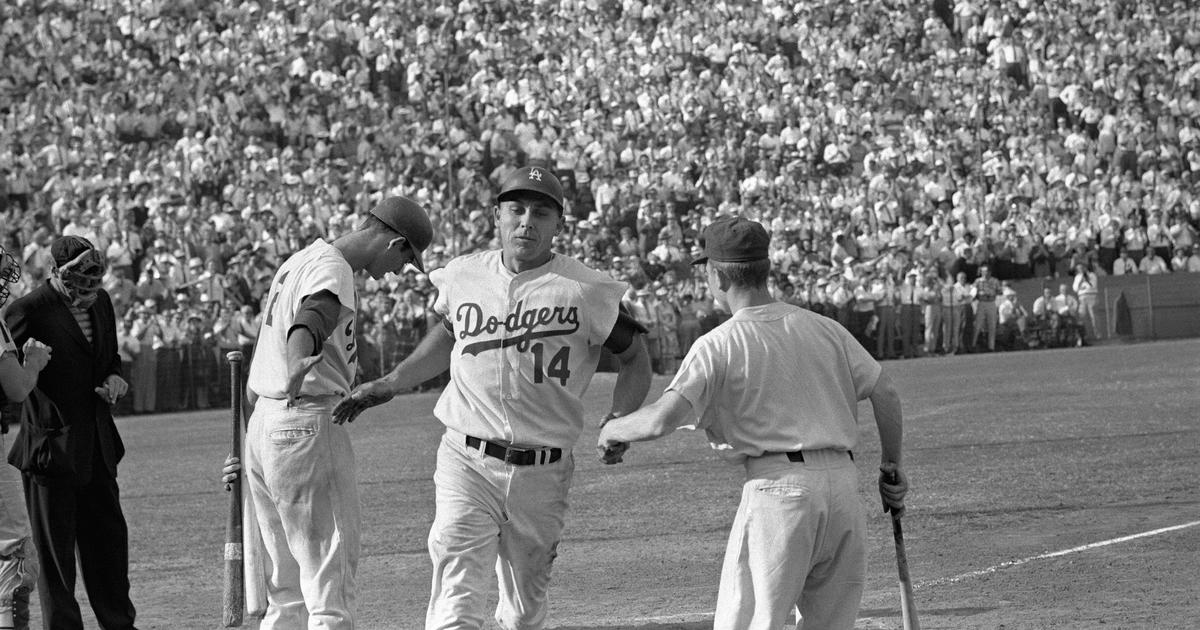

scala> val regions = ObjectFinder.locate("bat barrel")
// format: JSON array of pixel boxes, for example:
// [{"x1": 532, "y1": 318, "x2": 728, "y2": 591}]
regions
[{"x1": 223, "y1": 352, "x2": 246, "y2": 626}]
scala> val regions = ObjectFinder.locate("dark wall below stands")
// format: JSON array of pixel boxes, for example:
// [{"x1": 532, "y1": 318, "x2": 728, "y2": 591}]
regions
[{"x1": 1010, "y1": 273, "x2": 1200, "y2": 341}]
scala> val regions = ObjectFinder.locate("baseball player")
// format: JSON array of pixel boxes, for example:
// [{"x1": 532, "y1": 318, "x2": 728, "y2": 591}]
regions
[
  {"x1": 237, "y1": 196, "x2": 432, "y2": 629},
  {"x1": 598, "y1": 217, "x2": 909, "y2": 630},
  {"x1": 0, "y1": 245, "x2": 50, "y2": 630},
  {"x1": 333, "y1": 166, "x2": 652, "y2": 629}
]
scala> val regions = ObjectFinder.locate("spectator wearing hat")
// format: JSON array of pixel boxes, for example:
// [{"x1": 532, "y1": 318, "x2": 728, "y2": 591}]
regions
[
  {"x1": 1072, "y1": 263, "x2": 1099, "y2": 341},
  {"x1": 179, "y1": 310, "x2": 212, "y2": 410},
  {"x1": 129, "y1": 300, "x2": 161, "y2": 413},
  {"x1": 943, "y1": 271, "x2": 972, "y2": 355},
  {"x1": 5, "y1": 236, "x2": 139, "y2": 630},
  {"x1": 970, "y1": 264, "x2": 1002, "y2": 352},
  {"x1": 870, "y1": 271, "x2": 897, "y2": 360},
  {"x1": 626, "y1": 285, "x2": 663, "y2": 374},
  {"x1": 997, "y1": 287, "x2": 1029, "y2": 351},
  {"x1": 654, "y1": 284, "x2": 680, "y2": 373},
  {"x1": 675, "y1": 292, "x2": 702, "y2": 357},
  {"x1": 1096, "y1": 219, "x2": 1122, "y2": 275},
  {"x1": 897, "y1": 270, "x2": 923, "y2": 359},
  {"x1": 920, "y1": 273, "x2": 944, "y2": 355}
]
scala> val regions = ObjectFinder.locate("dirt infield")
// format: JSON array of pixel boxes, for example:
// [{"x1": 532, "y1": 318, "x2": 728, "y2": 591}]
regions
[{"x1": 29, "y1": 338, "x2": 1200, "y2": 629}]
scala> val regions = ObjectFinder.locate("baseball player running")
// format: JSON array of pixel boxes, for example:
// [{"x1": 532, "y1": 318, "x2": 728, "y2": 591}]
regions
[
  {"x1": 598, "y1": 217, "x2": 909, "y2": 630},
  {"x1": 234, "y1": 196, "x2": 432, "y2": 629},
  {"x1": 333, "y1": 166, "x2": 652, "y2": 629}
]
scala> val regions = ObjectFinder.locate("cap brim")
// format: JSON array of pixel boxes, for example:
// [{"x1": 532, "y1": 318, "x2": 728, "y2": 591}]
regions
[
  {"x1": 498, "y1": 189, "x2": 563, "y2": 212},
  {"x1": 408, "y1": 249, "x2": 426, "y2": 273},
  {"x1": 690, "y1": 255, "x2": 708, "y2": 266}
]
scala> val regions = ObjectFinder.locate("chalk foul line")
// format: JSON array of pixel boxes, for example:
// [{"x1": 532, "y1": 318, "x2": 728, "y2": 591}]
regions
[
  {"x1": 608, "y1": 520, "x2": 1200, "y2": 625},
  {"x1": 914, "y1": 519, "x2": 1200, "y2": 589}
]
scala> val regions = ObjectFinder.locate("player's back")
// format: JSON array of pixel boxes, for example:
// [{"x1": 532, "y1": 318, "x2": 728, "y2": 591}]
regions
[
  {"x1": 689, "y1": 301, "x2": 879, "y2": 454},
  {"x1": 247, "y1": 241, "x2": 357, "y2": 399}
]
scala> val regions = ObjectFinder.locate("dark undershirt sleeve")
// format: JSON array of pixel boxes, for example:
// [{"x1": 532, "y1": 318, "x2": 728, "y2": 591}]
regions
[
  {"x1": 603, "y1": 304, "x2": 648, "y2": 354},
  {"x1": 289, "y1": 290, "x2": 342, "y2": 355}
]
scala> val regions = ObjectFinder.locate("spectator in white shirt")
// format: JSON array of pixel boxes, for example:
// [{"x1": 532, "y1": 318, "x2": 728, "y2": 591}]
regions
[
  {"x1": 1111, "y1": 249, "x2": 1139, "y2": 276},
  {"x1": 1138, "y1": 250, "x2": 1169, "y2": 275}
]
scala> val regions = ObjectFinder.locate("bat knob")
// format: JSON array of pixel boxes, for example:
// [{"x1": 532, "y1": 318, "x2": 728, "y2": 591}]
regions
[{"x1": 227, "y1": 350, "x2": 244, "y2": 362}]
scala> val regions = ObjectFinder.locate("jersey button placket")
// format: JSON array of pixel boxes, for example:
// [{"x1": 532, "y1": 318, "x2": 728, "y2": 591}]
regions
[{"x1": 499, "y1": 284, "x2": 518, "y2": 442}]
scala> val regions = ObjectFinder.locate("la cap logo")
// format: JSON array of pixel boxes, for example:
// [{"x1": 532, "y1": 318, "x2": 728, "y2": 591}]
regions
[{"x1": 528, "y1": 168, "x2": 543, "y2": 181}]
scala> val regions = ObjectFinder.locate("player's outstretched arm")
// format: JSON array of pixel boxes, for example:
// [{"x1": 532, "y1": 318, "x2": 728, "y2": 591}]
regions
[
  {"x1": 332, "y1": 324, "x2": 455, "y2": 424},
  {"x1": 596, "y1": 390, "x2": 693, "y2": 464},
  {"x1": 868, "y1": 370, "x2": 908, "y2": 514},
  {"x1": 595, "y1": 335, "x2": 653, "y2": 463},
  {"x1": 608, "y1": 335, "x2": 652, "y2": 418}
]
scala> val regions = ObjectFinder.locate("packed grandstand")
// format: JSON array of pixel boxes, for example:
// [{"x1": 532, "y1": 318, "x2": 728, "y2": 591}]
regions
[{"x1": 2, "y1": 0, "x2": 1198, "y2": 412}]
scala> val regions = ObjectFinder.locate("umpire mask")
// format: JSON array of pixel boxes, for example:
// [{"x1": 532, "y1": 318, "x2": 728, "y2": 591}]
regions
[
  {"x1": 0, "y1": 246, "x2": 19, "y2": 307},
  {"x1": 52, "y1": 246, "x2": 107, "y2": 309}
]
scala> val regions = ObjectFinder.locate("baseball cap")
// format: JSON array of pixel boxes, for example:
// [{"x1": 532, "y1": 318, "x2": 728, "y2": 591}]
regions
[
  {"x1": 51, "y1": 236, "x2": 97, "y2": 267},
  {"x1": 497, "y1": 166, "x2": 564, "y2": 212},
  {"x1": 691, "y1": 217, "x2": 771, "y2": 265},
  {"x1": 369, "y1": 196, "x2": 433, "y2": 272}
]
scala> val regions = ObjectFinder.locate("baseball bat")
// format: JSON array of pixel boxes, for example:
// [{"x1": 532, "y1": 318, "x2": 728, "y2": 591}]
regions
[
  {"x1": 243, "y1": 478, "x2": 268, "y2": 619},
  {"x1": 222, "y1": 351, "x2": 245, "y2": 627},
  {"x1": 884, "y1": 469, "x2": 920, "y2": 630}
]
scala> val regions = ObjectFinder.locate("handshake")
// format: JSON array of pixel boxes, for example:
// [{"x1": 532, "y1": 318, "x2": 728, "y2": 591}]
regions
[{"x1": 596, "y1": 413, "x2": 628, "y2": 465}]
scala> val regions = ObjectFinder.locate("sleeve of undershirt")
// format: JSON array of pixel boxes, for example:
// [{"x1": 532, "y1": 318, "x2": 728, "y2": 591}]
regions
[
  {"x1": 602, "y1": 303, "x2": 649, "y2": 354},
  {"x1": 289, "y1": 290, "x2": 342, "y2": 355}
]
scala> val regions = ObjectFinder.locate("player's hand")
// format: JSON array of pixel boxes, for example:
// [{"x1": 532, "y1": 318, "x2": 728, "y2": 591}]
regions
[
  {"x1": 285, "y1": 354, "x2": 324, "y2": 406},
  {"x1": 21, "y1": 338, "x2": 52, "y2": 371},
  {"x1": 95, "y1": 374, "x2": 129, "y2": 405},
  {"x1": 222, "y1": 456, "x2": 241, "y2": 491},
  {"x1": 597, "y1": 440, "x2": 628, "y2": 465},
  {"x1": 879, "y1": 463, "x2": 909, "y2": 518},
  {"x1": 332, "y1": 379, "x2": 396, "y2": 425},
  {"x1": 596, "y1": 413, "x2": 629, "y2": 465}
]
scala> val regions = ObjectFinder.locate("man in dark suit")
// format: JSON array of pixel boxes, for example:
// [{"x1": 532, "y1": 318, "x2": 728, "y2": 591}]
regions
[{"x1": 5, "y1": 236, "x2": 137, "y2": 630}]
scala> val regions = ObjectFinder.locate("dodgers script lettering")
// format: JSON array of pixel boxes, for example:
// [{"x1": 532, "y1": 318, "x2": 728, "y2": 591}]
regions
[{"x1": 457, "y1": 301, "x2": 580, "y2": 356}]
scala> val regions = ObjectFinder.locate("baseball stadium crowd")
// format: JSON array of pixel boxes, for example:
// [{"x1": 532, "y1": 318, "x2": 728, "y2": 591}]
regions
[{"x1": 2, "y1": 0, "x2": 1200, "y2": 413}]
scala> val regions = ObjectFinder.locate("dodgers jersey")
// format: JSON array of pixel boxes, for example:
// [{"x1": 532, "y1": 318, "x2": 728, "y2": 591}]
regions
[
  {"x1": 431, "y1": 250, "x2": 627, "y2": 449},
  {"x1": 247, "y1": 240, "x2": 357, "y2": 399}
]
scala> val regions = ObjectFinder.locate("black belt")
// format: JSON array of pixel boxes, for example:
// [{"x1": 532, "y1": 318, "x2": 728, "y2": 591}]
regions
[
  {"x1": 465, "y1": 435, "x2": 562, "y2": 466},
  {"x1": 781, "y1": 450, "x2": 853, "y2": 462}
]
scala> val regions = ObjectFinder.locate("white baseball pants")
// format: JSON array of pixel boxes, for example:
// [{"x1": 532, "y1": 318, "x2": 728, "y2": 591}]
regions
[
  {"x1": 426, "y1": 428, "x2": 573, "y2": 630},
  {"x1": 0, "y1": 433, "x2": 36, "y2": 618},
  {"x1": 245, "y1": 396, "x2": 360, "y2": 630},
  {"x1": 715, "y1": 449, "x2": 866, "y2": 630}
]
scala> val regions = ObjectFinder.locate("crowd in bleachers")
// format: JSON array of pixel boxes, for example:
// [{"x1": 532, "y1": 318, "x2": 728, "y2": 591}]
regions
[{"x1": 2, "y1": 0, "x2": 1200, "y2": 412}]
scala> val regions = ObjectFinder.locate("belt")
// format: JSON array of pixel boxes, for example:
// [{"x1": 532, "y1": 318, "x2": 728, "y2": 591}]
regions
[
  {"x1": 777, "y1": 450, "x2": 853, "y2": 462},
  {"x1": 465, "y1": 435, "x2": 562, "y2": 466}
]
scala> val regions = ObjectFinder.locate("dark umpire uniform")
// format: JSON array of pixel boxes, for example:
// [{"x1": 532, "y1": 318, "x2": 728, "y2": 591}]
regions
[{"x1": 5, "y1": 237, "x2": 137, "y2": 630}]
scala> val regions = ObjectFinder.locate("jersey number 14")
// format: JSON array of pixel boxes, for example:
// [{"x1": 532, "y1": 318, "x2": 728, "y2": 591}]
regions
[{"x1": 531, "y1": 343, "x2": 570, "y2": 386}]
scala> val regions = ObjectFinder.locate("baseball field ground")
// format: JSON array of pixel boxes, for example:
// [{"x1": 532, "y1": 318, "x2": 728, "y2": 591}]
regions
[{"x1": 31, "y1": 337, "x2": 1200, "y2": 629}]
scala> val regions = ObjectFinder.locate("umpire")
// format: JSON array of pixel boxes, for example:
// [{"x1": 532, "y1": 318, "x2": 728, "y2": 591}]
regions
[
  {"x1": 599, "y1": 217, "x2": 909, "y2": 629},
  {"x1": 5, "y1": 236, "x2": 137, "y2": 630}
]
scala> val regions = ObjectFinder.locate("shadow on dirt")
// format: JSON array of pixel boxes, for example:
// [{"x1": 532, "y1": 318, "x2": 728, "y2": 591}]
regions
[
  {"x1": 551, "y1": 623, "x2": 710, "y2": 630},
  {"x1": 862, "y1": 605, "x2": 997, "y2": 617}
]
